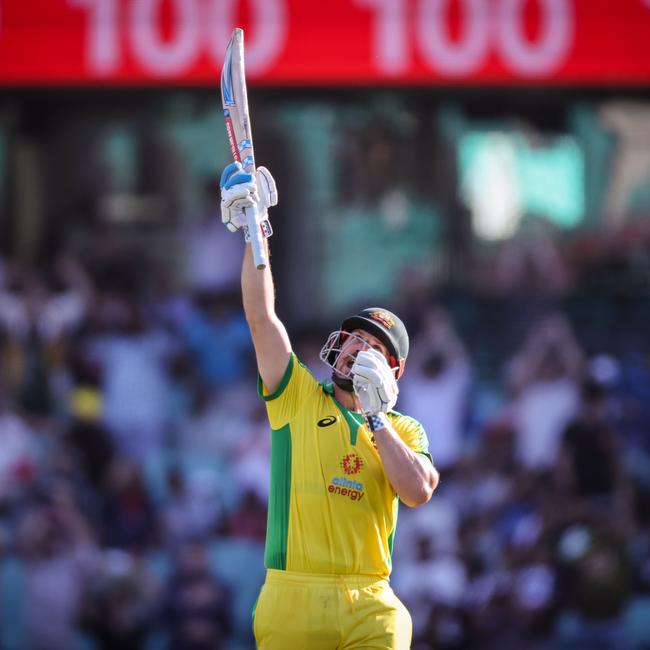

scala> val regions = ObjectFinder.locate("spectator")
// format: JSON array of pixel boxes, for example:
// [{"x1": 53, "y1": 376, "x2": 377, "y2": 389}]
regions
[
  {"x1": 505, "y1": 313, "x2": 583, "y2": 471},
  {"x1": 176, "y1": 290, "x2": 253, "y2": 389},
  {"x1": 176, "y1": 383, "x2": 232, "y2": 459},
  {"x1": 161, "y1": 466, "x2": 225, "y2": 546},
  {"x1": 400, "y1": 305, "x2": 472, "y2": 470},
  {"x1": 558, "y1": 379, "x2": 627, "y2": 508},
  {"x1": 393, "y1": 533, "x2": 468, "y2": 642},
  {"x1": 555, "y1": 521, "x2": 632, "y2": 649},
  {"x1": 161, "y1": 539, "x2": 232, "y2": 650},
  {"x1": 81, "y1": 549, "x2": 158, "y2": 650},
  {"x1": 101, "y1": 458, "x2": 158, "y2": 551},
  {"x1": 89, "y1": 295, "x2": 174, "y2": 460},
  {"x1": 228, "y1": 401, "x2": 271, "y2": 502},
  {"x1": 64, "y1": 379, "x2": 114, "y2": 493},
  {"x1": 225, "y1": 489, "x2": 267, "y2": 542},
  {"x1": 18, "y1": 481, "x2": 100, "y2": 650},
  {"x1": 181, "y1": 181, "x2": 243, "y2": 295},
  {"x1": 34, "y1": 256, "x2": 94, "y2": 344},
  {"x1": 0, "y1": 393, "x2": 39, "y2": 503}
]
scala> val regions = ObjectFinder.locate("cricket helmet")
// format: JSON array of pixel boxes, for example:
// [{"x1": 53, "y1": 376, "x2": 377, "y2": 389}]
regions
[
  {"x1": 320, "y1": 307, "x2": 409, "y2": 387},
  {"x1": 341, "y1": 308, "x2": 409, "y2": 379}
]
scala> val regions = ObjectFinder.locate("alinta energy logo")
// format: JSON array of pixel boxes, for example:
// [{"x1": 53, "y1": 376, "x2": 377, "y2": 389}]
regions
[
  {"x1": 341, "y1": 453, "x2": 363, "y2": 475},
  {"x1": 328, "y1": 453, "x2": 365, "y2": 502}
]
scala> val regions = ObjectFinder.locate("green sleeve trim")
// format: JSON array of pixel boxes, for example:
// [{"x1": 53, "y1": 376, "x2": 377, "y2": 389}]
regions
[
  {"x1": 257, "y1": 353, "x2": 295, "y2": 401},
  {"x1": 264, "y1": 423, "x2": 292, "y2": 570}
]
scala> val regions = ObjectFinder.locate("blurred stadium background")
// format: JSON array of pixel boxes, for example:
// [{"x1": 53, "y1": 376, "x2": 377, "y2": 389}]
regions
[{"x1": 1, "y1": 2, "x2": 650, "y2": 649}]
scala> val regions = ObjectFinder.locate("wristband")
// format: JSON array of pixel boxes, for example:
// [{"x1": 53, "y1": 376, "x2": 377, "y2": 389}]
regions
[{"x1": 366, "y1": 413, "x2": 388, "y2": 432}]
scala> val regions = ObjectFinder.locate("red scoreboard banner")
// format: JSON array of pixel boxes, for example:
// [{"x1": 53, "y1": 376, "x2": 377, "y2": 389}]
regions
[{"x1": 1, "y1": 0, "x2": 650, "y2": 86}]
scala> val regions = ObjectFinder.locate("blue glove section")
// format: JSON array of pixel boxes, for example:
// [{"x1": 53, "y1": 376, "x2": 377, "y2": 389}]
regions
[{"x1": 220, "y1": 162, "x2": 253, "y2": 189}]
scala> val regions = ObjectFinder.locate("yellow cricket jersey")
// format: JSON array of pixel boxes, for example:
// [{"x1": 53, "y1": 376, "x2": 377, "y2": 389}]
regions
[{"x1": 258, "y1": 353, "x2": 432, "y2": 579}]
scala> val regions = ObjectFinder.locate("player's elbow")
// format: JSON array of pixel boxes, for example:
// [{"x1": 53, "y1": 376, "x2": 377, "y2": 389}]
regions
[
  {"x1": 430, "y1": 466, "x2": 440, "y2": 493},
  {"x1": 402, "y1": 475, "x2": 438, "y2": 508},
  {"x1": 401, "y1": 491, "x2": 430, "y2": 508},
  {"x1": 408, "y1": 468, "x2": 440, "y2": 508}
]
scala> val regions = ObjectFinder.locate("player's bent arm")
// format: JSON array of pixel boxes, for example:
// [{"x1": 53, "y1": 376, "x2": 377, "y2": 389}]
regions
[
  {"x1": 372, "y1": 424, "x2": 439, "y2": 508},
  {"x1": 241, "y1": 241, "x2": 292, "y2": 393}
]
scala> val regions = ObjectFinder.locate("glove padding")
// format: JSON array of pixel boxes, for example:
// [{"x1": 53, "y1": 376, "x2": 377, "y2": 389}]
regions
[
  {"x1": 352, "y1": 349, "x2": 399, "y2": 416},
  {"x1": 220, "y1": 162, "x2": 278, "y2": 236}
]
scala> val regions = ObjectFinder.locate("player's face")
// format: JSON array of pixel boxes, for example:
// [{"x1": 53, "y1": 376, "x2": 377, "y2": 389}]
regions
[{"x1": 335, "y1": 329, "x2": 390, "y2": 376}]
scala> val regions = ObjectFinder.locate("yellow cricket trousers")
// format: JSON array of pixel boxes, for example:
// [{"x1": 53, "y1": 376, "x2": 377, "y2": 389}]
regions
[{"x1": 253, "y1": 569, "x2": 412, "y2": 649}]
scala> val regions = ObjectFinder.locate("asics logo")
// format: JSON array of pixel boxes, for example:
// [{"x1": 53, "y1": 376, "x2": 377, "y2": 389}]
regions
[{"x1": 317, "y1": 416, "x2": 337, "y2": 428}]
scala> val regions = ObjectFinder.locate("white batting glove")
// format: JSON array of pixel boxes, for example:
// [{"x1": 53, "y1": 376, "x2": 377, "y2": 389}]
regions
[
  {"x1": 220, "y1": 162, "x2": 277, "y2": 238},
  {"x1": 352, "y1": 349, "x2": 399, "y2": 416}
]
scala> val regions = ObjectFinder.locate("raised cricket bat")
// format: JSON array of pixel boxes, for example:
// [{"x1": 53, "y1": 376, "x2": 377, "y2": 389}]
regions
[{"x1": 221, "y1": 28, "x2": 270, "y2": 270}]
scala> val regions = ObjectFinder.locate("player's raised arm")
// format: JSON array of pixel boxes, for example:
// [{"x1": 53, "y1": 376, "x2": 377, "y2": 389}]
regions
[{"x1": 220, "y1": 163, "x2": 291, "y2": 393}]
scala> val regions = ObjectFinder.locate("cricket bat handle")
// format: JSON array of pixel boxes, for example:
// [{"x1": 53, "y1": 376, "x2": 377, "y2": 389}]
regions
[{"x1": 244, "y1": 203, "x2": 268, "y2": 270}]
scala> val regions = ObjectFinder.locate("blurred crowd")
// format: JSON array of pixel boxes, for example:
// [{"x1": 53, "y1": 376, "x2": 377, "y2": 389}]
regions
[
  {"x1": 0, "y1": 215, "x2": 649, "y2": 650},
  {"x1": 393, "y1": 305, "x2": 650, "y2": 650},
  {"x1": 0, "y1": 227, "x2": 267, "y2": 650}
]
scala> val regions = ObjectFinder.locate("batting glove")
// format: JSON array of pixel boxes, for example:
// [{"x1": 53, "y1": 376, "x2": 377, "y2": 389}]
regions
[
  {"x1": 220, "y1": 162, "x2": 277, "y2": 239},
  {"x1": 352, "y1": 349, "x2": 399, "y2": 416}
]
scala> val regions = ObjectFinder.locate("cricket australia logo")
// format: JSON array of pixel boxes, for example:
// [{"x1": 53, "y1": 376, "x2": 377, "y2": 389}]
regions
[
  {"x1": 368, "y1": 310, "x2": 395, "y2": 329},
  {"x1": 341, "y1": 453, "x2": 364, "y2": 475}
]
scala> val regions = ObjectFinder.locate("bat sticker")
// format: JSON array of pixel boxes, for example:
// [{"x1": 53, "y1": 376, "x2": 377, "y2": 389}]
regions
[
  {"x1": 221, "y1": 49, "x2": 236, "y2": 107},
  {"x1": 238, "y1": 139, "x2": 252, "y2": 152}
]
